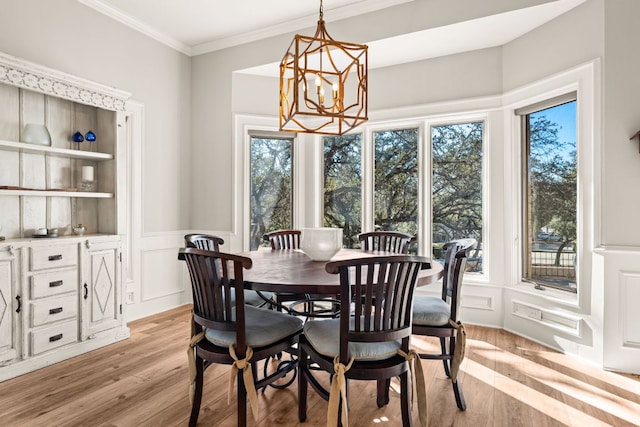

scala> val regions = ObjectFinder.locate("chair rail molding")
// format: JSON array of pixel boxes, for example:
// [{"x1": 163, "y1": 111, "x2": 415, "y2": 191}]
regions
[{"x1": 0, "y1": 51, "x2": 130, "y2": 111}]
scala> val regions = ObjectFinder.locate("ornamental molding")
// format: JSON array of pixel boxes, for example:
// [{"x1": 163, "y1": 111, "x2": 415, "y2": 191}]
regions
[{"x1": 0, "y1": 51, "x2": 130, "y2": 111}]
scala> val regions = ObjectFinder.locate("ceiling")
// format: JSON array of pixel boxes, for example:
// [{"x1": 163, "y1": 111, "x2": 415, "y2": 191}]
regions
[{"x1": 78, "y1": 0, "x2": 587, "y2": 73}]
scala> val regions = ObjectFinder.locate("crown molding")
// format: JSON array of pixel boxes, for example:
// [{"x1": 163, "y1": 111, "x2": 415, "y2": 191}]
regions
[
  {"x1": 0, "y1": 51, "x2": 131, "y2": 111},
  {"x1": 78, "y1": 0, "x2": 412, "y2": 57},
  {"x1": 191, "y1": 0, "x2": 413, "y2": 56},
  {"x1": 77, "y1": 0, "x2": 192, "y2": 56}
]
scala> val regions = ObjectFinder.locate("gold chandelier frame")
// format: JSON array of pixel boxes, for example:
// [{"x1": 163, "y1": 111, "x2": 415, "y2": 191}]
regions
[{"x1": 279, "y1": 1, "x2": 368, "y2": 135}]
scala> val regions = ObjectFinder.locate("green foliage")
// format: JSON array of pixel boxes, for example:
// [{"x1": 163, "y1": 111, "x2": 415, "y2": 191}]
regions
[
  {"x1": 374, "y1": 129, "x2": 419, "y2": 235},
  {"x1": 432, "y1": 123, "x2": 483, "y2": 246},
  {"x1": 324, "y1": 134, "x2": 362, "y2": 248},
  {"x1": 250, "y1": 137, "x2": 292, "y2": 250},
  {"x1": 528, "y1": 113, "x2": 577, "y2": 245}
]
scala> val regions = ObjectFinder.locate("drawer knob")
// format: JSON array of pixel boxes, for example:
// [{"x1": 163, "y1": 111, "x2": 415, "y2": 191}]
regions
[
  {"x1": 49, "y1": 333, "x2": 63, "y2": 342},
  {"x1": 49, "y1": 280, "x2": 63, "y2": 287},
  {"x1": 48, "y1": 254, "x2": 63, "y2": 261},
  {"x1": 49, "y1": 307, "x2": 63, "y2": 315}
]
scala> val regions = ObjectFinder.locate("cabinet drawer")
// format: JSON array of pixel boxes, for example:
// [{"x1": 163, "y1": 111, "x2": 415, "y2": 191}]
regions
[
  {"x1": 31, "y1": 295, "x2": 78, "y2": 327},
  {"x1": 30, "y1": 245, "x2": 78, "y2": 271},
  {"x1": 31, "y1": 321, "x2": 77, "y2": 355},
  {"x1": 31, "y1": 269, "x2": 78, "y2": 299}
]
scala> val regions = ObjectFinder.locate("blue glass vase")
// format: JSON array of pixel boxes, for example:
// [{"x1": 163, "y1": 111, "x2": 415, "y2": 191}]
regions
[{"x1": 72, "y1": 131, "x2": 84, "y2": 143}]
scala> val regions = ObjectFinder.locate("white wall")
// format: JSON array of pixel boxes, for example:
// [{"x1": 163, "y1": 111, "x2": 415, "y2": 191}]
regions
[
  {"x1": 600, "y1": 0, "x2": 640, "y2": 373},
  {"x1": 0, "y1": 0, "x2": 193, "y2": 320}
]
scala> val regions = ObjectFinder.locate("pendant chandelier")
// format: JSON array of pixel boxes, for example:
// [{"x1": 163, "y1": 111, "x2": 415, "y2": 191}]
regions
[{"x1": 279, "y1": 0, "x2": 368, "y2": 136}]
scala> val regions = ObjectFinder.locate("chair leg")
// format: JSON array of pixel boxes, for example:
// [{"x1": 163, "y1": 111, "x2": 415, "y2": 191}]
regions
[
  {"x1": 399, "y1": 371, "x2": 413, "y2": 427},
  {"x1": 376, "y1": 379, "x2": 390, "y2": 408},
  {"x1": 237, "y1": 369, "x2": 248, "y2": 427},
  {"x1": 448, "y1": 335, "x2": 466, "y2": 411},
  {"x1": 452, "y1": 378, "x2": 467, "y2": 411},
  {"x1": 440, "y1": 337, "x2": 451, "y2": 378},
  {"x1": 298, "y1": 346, "x2": 308, "y2": 422},
  {"x1": 189, "y1": 356, "x2": 204, "y2": 427}
]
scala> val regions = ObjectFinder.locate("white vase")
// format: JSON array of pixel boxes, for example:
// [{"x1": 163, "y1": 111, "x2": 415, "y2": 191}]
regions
[
  {"x1": 300, "y1": 227, "x2": 343, "y2": 261},
  {"x1": 21, "y1": 123, "x2": 51, "y2": 146}
]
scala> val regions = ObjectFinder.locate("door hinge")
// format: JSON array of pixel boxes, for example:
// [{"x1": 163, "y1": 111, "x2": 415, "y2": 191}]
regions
[
  {"x1": 119, "y1": 252, "x2": 122, "y2": 262},
  {"x1": 120, "y1": 304, "x2": 122, "y2": 315}
]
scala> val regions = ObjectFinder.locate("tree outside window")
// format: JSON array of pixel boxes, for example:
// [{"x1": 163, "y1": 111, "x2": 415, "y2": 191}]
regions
[
  {"x1": 374, "y1": 129, "x2": 419, "y2": 238},
  {"x1": 323, "y1": 134, "x2": 362, "y2": 248},
  {"x1": 431, "y1": 123, "x2": 483, "y2": 271},
  {"x1": 523, "y1": 100, "x2": 577, "y2": 291},
  {"x1": 249, "y1": 136, "x2": 293, "y2": 250}
]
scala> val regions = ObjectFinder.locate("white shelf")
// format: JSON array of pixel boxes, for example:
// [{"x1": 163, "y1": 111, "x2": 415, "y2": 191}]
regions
[
  {"x1": 0, "y1": 190, "x2": 113, "y2": 198},
  {"x1": 0, "y1": 139, "x2": 113, "y2": 161}
]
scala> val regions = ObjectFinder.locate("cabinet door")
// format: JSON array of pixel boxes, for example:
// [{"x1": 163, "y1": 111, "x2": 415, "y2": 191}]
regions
[
  {"x1": 0, "y1": 249, "x2": 20, "y2": 364},
  {"x1": 82, "y1": 241, "x2": 122, "y2": 338}
]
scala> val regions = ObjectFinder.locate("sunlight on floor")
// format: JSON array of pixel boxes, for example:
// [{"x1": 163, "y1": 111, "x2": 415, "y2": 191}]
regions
[{"x1": 463, "y1": 339, "x2": 640, "y2": 426}]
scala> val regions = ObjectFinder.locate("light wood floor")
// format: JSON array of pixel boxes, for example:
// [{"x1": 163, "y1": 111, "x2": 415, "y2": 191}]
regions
[{"x1": 1, "y1": 305, "x2": 639, "y2": 427}]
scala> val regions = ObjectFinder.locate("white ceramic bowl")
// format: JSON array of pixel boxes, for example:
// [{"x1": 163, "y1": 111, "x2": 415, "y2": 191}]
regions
[{"x1": 300, "y1": 227, "x2": 343, "y2": 261}]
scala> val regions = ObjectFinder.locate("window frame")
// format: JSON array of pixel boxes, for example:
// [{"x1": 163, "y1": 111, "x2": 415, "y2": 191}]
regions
[
  {"x1": 518, "y1": 93, "x2": 577, "y2": 292},
  {"x1": 248, "y1": 130, "x2": 295, "y2": 249},
  {"x1": 235, "y1": 114, "x2": 306, "y2": 250},
  {"x1": 504, "y1": 61, "x2": 600, "y2": 309}
]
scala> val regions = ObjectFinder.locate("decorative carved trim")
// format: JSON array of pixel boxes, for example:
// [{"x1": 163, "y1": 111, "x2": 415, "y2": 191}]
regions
[{"x1": 0, "y1": 51, "x2": 130, "y2": 111}]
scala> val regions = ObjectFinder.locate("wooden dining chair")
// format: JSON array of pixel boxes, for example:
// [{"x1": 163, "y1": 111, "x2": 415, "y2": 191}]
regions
[
  {"x1": 298, "y1": 255, "x2": 431, "y2": 427},
  {"x1": 184, "y1": 233, "x2": 224, "y2": 251},
  {"x1": 178, "y1": 247, "x2": 303, "y2": 427},
  {"x1": 411, "y1": 238, "x2": 477, "y2": 411},
  {"x1": 263, "y1": 229, "x2": 301, "y2": 250},
  {"x1": 263, "y1": 229, "x2": 338, "y2": 318},
  {"x1": 184, "y1": 233, "x2": 274, "y2": 308},
  {"x1": 358, "y1": 231, "x2": 414, "y2": 254}
]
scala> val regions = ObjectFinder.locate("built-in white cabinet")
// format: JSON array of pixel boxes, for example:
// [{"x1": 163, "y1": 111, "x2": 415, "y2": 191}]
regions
[
  {"x1": 0, "y1": 52, "x2": 130, "y2": 381},
  {"x1": 0, "y1": 247, "x2": 19, "y2": 365},
  {"x1": 82, "y1": 240, "x2": 122, "y2": 339}
]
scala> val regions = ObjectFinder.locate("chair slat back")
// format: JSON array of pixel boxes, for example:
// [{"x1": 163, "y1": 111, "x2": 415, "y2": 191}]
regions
[
  {"x1": 264, "y1": 229, "x2": 301, "y2": 250},
  {"x1": 184, "y1": 234, "x2": 224, "y2": 251},
  {"x1": 179, "y1": 248, "x2": 252, "y2": 348},
  {"x1": 441, "y1": 238, "x2": 477, "y2": 320},
  {"x1": 326, "y1": 255, "x2": 429, "y2": 362},
  {"x1": 358, "y1": 231, "x2": 414, "y2": 254}
]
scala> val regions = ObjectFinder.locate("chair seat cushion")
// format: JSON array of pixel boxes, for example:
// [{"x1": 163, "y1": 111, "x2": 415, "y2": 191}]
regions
[
  {"x1": 303, "y1": 317, "x2": 401, "y2": 361},
  {"x1": 412, "y1": 295, "x2": 451, "y2": 326},
  {"x1": 243, "y1": 290, "x2": 274, "y2": 307},
  {"x1": 205, "y1": 305, "x2": 302, "y2": 348}
]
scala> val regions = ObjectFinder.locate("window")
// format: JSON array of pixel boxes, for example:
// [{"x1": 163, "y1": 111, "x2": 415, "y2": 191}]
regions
[
  {"x1": 520, "y1": 94, "x2": 577, "y2": 292},
  {"x1": 431, "y1": 122, "x2": 484, "y2": 271},
  {"x1": 374, "y1": 128, "x2": 419, "y2": 236},
  {"x1": 322, "y1": 122, "x2": 484, "y2": 265},
  {"x1": 249, "y1": 134, "x2": 293, "y2": 250},
  {"x1": 323, "y1": 134, "x2": 362, "y2": 248}
]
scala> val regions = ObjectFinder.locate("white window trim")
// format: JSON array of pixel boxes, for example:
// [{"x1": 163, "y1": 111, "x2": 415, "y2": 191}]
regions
[
  {"x1": 233, "y1": 114, "x2": 305, "y2": 250},
  {"x1": 502, "y1": 59, "x2": 601, "y2": 309}
]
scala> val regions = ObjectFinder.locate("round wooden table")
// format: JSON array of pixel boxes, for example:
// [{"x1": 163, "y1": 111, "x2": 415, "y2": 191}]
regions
[{"x1": 238, "y1": 247, "x2": 443, "y2": 295}]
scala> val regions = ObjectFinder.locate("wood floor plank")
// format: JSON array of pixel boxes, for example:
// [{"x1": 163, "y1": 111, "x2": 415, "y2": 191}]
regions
[{"x1": 1, "y1": 305, "x2": 638, "y2": 427}]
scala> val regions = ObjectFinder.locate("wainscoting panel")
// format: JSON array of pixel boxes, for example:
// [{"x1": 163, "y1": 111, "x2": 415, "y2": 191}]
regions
[
  {"x1": 620, "y1": 272, "x2": 640, "y2": 347},
  {"x1": 602, "y1": 247, "x2": 640, "y2": 375},
  {"x1": 141, "y1": 248, "x2": 185, "y2": 301}
]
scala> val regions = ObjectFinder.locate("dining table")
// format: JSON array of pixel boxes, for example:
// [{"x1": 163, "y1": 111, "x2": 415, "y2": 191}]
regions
[
  {"x1": 237, "y1": 247, "x2": 444, "y2": 296},
  {"x1": 228, "y1": 247, "x2": 446, "y2": 391}
]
